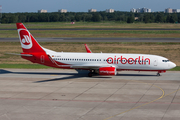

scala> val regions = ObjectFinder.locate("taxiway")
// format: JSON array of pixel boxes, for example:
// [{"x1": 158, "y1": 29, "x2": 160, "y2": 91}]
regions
[
  {"x1": 0, "y1": 69, "x2": 180, "y2": 120},
  {"x1": 0, "y1": 37, "x2": 180, "y2": 42}
]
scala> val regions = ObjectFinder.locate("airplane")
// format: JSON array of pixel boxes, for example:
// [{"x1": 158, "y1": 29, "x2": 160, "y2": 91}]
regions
[{"x1": 15, "y1": 23, "x2": 176, "y2": 77}]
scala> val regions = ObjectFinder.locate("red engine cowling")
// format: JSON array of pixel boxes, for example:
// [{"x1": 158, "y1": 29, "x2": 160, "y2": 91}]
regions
[{"x1": 99, "y1": 67, "x2": 117, "y2": 76}]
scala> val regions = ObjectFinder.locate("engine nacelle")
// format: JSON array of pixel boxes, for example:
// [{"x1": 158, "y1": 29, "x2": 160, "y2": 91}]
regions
[{"x1": 99, "y1": 67, "x2": 117, "y2": 76}]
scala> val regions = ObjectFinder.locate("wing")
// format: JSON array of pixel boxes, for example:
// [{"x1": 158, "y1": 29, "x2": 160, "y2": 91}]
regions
[{"x1": 70, "y1": 64, "x2": 114, "y2": 69}]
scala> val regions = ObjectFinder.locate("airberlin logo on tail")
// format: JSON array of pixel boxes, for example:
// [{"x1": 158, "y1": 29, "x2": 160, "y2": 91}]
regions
[{"x1": 18, "y1": 29, "x2": 32, "y2": 49}]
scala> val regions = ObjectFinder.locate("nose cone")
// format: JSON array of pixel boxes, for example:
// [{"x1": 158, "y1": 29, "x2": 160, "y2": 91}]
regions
[{"x1": 170, "y1": 62, "x2": 176, "y2": 69}]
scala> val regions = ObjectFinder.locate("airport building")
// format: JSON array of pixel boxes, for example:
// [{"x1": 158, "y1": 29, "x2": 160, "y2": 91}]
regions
[
  {"x1": 106, "y1": 9, "x2": 114, "y2": 13},
  {"x1": 130, "y1": 8, "x2": 136, "y2": 13},
  {"x1": 58, "y1": 9, "x2": 67, "y2": 13},
  {"x1": 142, "y1": 8, "x2": 151, "y2": 13},
  {"x1": 38, "y1": 9, "x2": 47, "y2": 13},
  {"x1": 88, "y1": 9, "x2": 97, "y2": 12},
  {"x1": 165, "y1": 8, "x2": 180, "y2": 13},
  {"x1": 165, "y1": 8, "x2": 173, "y2": 13},
  {"x1": 173, "y1": 9, "x2": 180, "y2": 13},
  {"x1": 130, "y1": 8, "x2": 151, "y2": 13}
]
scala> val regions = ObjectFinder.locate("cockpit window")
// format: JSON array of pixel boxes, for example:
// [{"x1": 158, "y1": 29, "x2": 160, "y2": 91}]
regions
[{"x1": 162, "y1": 60, "x2": 170, "y2": 62}]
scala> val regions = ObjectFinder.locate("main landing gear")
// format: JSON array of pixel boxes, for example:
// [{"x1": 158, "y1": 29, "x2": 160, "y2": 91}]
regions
[
  {"x1": 88, "y1": 72, "x2": 93, "y2": 77},
  {"x1": 88, "y1": 69, "x2": 96, "y2": 77},
  {"x1": 157, "y1": 72, "x2": 161, "y2": 76}
]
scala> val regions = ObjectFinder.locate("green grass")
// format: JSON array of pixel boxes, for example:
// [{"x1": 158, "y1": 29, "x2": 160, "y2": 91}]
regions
[
  {"x1": 1, "y1": 22, "x2": 180, "y2": 38},
  {"x1": 1, "y1": 41, "x2": 179, "y2": 46},
  {"x1": 1, "y1": 22, "x2": 180, "y2": 29},
  {"x1": 168, "y1": 66, "x2": 180, "y2": 71},
  {"x1": 1, "y1": 30, "x2": 180, "y2": 38}
]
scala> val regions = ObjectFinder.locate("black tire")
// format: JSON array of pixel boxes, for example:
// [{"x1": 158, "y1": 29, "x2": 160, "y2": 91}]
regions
[
  {"x1": 157, "y1": 73, "x2": 160, "y2": 76},
  {"x1": 88, "y1": 72, "x2": 92, "y2": 77}
]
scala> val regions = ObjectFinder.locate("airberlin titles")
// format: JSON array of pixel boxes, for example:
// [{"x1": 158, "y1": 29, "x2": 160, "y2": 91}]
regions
[{"x1": 106, "y1": 56, "x2": 150, "y2": 65}]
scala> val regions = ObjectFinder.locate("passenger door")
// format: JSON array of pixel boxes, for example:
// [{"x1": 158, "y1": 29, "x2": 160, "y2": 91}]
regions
[{"x1": 154, "y1": 58, "x2": 158, "y2": 66}]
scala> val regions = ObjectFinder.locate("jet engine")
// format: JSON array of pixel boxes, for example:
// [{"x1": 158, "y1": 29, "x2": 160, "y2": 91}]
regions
[{"x1": 99, "y1": 67, "x2": 117, "y2": 75}]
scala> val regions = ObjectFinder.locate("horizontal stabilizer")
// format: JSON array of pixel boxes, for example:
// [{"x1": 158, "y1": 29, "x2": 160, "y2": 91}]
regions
[{"x1": 7, "y1": 53, "x2": 33, "y2": 57}]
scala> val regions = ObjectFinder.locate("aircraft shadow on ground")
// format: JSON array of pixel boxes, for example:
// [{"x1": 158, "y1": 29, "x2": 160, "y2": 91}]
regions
[
  {"x1": 34, "y1": 75, "x2": 81, "y2": 83},
  {"x1": 117, "y1": 74, "x2": 157, "y2": 77},
  {"x1": 0, "y1": 69, "x2": 76, "y2": 76},
  {"x1": 0, "y1": 69, "x2": 157, "y2": 82},
  {"x1": 0, "y1": 69, "x2": 90, "y2": 82}
]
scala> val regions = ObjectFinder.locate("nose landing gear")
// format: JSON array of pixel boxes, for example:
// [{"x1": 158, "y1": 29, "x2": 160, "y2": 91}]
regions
[{"x1": 157, "y1": 70, "x2": 166, "y2": 76}]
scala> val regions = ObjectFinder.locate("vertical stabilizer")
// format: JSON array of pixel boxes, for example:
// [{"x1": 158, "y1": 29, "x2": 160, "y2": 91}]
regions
[{"x1": 16, "y1": 23, "x2": 45, "y2": 53}]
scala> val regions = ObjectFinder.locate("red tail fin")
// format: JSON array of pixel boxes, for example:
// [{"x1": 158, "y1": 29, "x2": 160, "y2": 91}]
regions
[{"x1": 16, "y1": 23, "x2": 45, "y2": 53}]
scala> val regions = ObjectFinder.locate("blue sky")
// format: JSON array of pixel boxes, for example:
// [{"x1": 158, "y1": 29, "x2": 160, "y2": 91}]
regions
[{"x1": 1, "y1": 0, "x2": 180, "y2": 13}]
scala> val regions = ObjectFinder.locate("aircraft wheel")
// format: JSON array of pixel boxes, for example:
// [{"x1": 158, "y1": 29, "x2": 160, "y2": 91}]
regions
[
  {"x1": 157, "y1": 73, "x2": 160, "y2": 76},
  {"x1": 88, "y1": 72, "x2": 92, "y2": 77}
]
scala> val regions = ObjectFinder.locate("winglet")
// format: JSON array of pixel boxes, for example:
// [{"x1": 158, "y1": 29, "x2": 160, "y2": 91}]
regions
[{"x1": 84, "y1": 44, "x2": 92, "y2": 53}]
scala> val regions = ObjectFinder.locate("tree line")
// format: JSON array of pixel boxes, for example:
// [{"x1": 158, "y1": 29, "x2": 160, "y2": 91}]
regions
[{"x1": 1, "y1": 11, "x2": 180, "y2": 23}]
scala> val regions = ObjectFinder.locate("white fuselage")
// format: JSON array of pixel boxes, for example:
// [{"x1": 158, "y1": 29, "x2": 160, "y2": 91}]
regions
[{"x1": 49, "y1": 52, "x2": 176, "y2": 71}]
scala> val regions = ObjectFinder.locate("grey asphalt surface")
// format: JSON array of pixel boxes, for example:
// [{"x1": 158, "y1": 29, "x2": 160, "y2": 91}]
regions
[
  {"x1": 0, "y1": 69, "x2": 180, "y2": 120},
  {"x1": 1, "y1": 28, "x2": 180, "y2": 30},
  {"x1": 1, "y1": 37, "x2": 180, "y2": 42}
]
